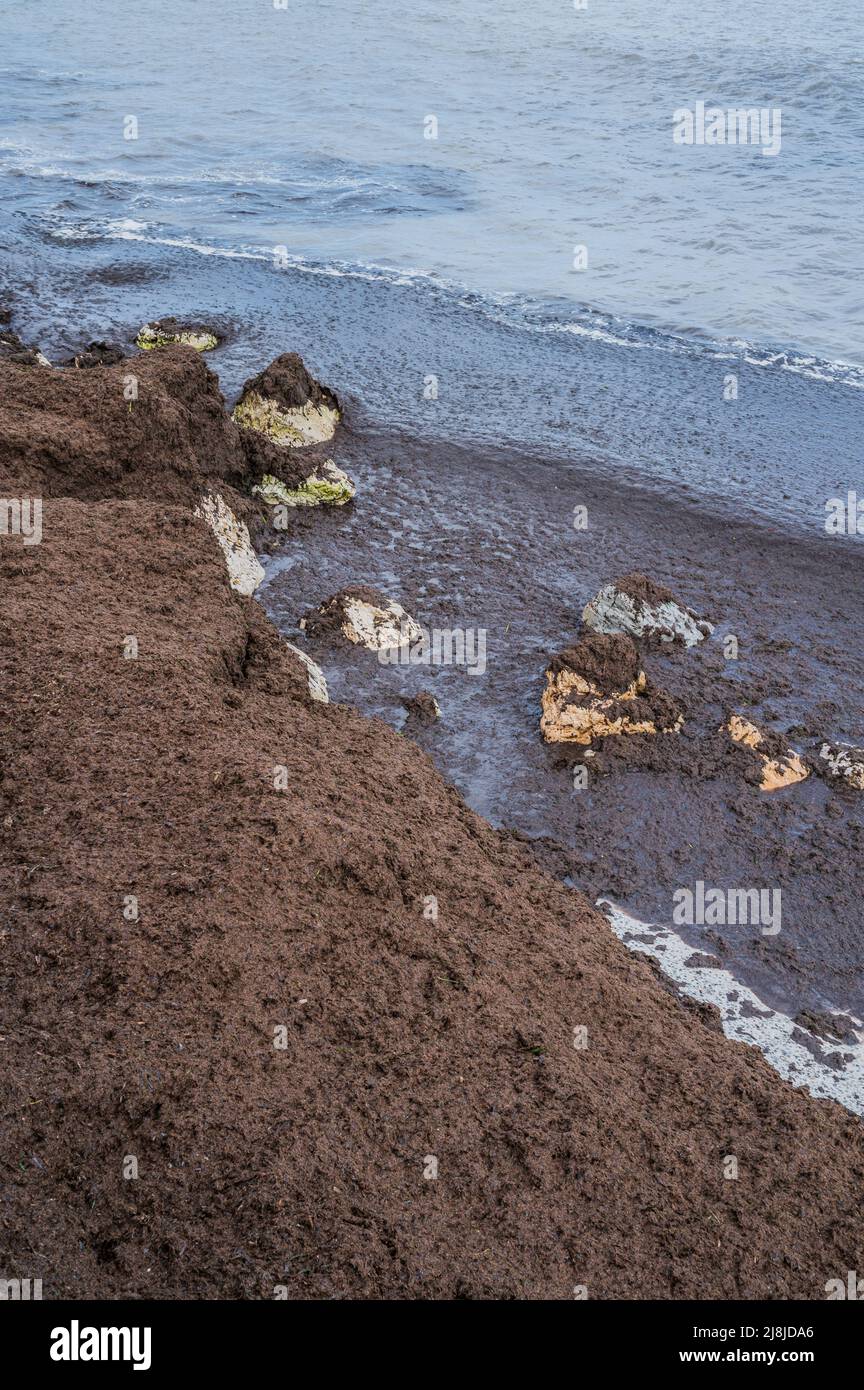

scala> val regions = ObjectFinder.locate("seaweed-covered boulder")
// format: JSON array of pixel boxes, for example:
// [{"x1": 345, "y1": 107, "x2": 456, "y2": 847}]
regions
[
  {"x1": 64, "y1": 341, "x2": 126, "y2": 369},
  {"x1": 402, "y1": 691, "x2": 441, "y2": 725},
  {"x1": 137, "y1": 318, "x2": 221, "y2": 352},
  {"x1": 583, "y1": 573, "x2": 713, "y2": 647},
  {"x1": 818, "y1": 741, "x2": 864, "y2": 791},
  {"x1": 540, "y1": 632, "x2": 683, "y2": 745},
  {"x1": 300, "y1": 586, "x2": 421, "y2": 653},
  {"x1": 232, "y1": 352, "x2": 340, "y2": 446},
  {"x1": 0, "y1": 325, "x2": 50, "y2": 367},
  {"x1": 253, "y1": 461, "x2": 355, "y2": 509},
  {"x1": 725, "y1": 716, "x2": 808, "y2": 792},
  {"x1": 240, "y1": 421, "x2": 355, "y2": 508},
  {"x1": 194, "y1": 493, "x2": 264, "y2": 596}
]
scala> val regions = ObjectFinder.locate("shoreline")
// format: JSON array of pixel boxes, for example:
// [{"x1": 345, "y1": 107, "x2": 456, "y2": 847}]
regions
[
  {"x1": 6, "y1": 235, "x2": 864, "y2": 535},
  {"x1": 2, "y1": 339, "x2": 863, "y2": 1298},
  {"x1": 260, "y1": 420, "x2": 864, "y2": 1029}
]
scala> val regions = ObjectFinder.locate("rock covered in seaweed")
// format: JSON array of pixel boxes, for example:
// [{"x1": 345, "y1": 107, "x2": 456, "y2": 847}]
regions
[
  {"x1": 0, "y1": 320, "x2": 51, "y2": 367},
  {"x1": 402, "y1": 690, "x2": 441, "y2": 725},
  {"x1": 300, "y1": 586, "x2": 422, "y2": 653},
  {"x1": 64, "y1": 341, "x2": 126, "y2": 369},
  {"x1": 137, "y1": 318, "x2": 221, "y2": 352},
  {"x1": 724, "y1": 715, "x2": 809, "y2": 792},
  {"x1": 540, "y1": 632, "x2": 684, "y2": 745},
  {"x1": 240, "y1": 417, "x2": 356, "y2": 508},
  {"x1": 583, "y1": 572, "x2": 713, "y2": 647},
  {"x1": 232, "y1": 352, "x2": 340, "y2": 446}
]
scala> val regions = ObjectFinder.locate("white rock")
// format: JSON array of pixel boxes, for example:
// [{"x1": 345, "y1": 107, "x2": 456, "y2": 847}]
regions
[
  {"x1": 583, "y1": 583, "x2": 712, "y2": 647},
  {"x1": 301, "y1": 586, "x2": 427, "y2": 650},
  {"x1": 280, "y1": 398, "x2": 339, "y2": 446},
  {"x1": 194, "y1": 493, "x2": 264, "y2": 597},
  {"x1": 341, "y1": 597, "x2": 422, "y2": 652},
  {"x1": 819, "y1": 742, "x2": 864, "y2": 790},
  {"x1": 284, "y1": 643, "x2": 329, "y2": 703},
  {"x1": 301, "y1": 592, "x2": 422, "y2": 653}
]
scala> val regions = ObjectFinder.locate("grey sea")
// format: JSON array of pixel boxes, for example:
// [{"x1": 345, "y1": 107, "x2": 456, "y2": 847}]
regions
[{"x1": 0, "y1": 0, "x2": 862, "y2": 526}]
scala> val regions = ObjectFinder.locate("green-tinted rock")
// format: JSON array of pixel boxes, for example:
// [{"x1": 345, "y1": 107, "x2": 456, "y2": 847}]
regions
[{"x1": 253, "y1": 463, "x2": 355, "y2": 509}]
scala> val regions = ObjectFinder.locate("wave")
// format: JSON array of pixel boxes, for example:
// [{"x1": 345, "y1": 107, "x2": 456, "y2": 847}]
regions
[
  {"x1": 45, "y1": 214, "x2": 864, "y2": 393},
  {"x1": 0, "y1": 140, "x2": 471, "y2": 218}
]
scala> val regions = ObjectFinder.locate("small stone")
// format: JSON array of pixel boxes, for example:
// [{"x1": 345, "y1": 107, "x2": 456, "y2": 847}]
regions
[
  {"x1": 301, "y1": 586, "x2": 422, "y2": 653},
  {"x1": 137, "y1": 318, "x2": 221, "y2": 352},
  {"x1": 818, "y1": 741, "x2": 864, "y2": 791},
  {"x1": 0, "y1": 326, "x2": 51, "y2": 366},
  {"x1": 725, "y1": 716, "x2": 808, "y2": 791},
  {"x1": 401, "y1": 691, "x2": 441, "y2": 725}
]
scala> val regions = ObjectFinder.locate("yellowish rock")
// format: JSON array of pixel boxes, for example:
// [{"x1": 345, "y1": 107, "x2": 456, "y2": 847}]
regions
[
  {"x1": 540, "y1": 667, "x2": 682, "y2": 745},
  {"x1": 726, "y1": 716, "x2": 808, "y2": 792}
]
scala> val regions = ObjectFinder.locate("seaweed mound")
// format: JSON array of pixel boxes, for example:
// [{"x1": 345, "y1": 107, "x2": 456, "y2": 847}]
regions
[
  {"x1": 2, "y1": 350, "x2": 864, "y2": 1303},
  {"x1": 0, "y1": 348, "x2": 250, "y2": 505},
  {"x1": 3, "y1": 496, "x2": 863, "y2": 1300},
  {"x1": 64, "y1": 341, "x2": 127, "y2": 369}
]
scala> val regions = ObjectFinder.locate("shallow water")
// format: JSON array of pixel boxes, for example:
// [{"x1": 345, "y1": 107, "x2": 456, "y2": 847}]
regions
[{"x1": 2, "y1": 0, "x2": 863, "y2": 525}]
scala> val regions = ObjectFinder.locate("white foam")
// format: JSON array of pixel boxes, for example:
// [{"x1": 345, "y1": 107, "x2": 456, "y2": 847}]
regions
[
  {"x1": 600, "y1": 898, "x2": 864, "y2": 1117},
  {"x1": 25, "y1": 184, "x2": 864, "y2": 393}
]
